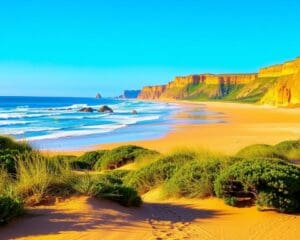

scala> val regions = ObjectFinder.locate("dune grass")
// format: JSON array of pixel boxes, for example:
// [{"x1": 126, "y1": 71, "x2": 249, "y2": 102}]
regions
[
  {"x1": 1, "y1": 136, "x2": 300, "y2": 225},
  {"x1": 15, "y1": 151, "x2": 76, "y2": 205},
  {"x1": 124, "y1": 150, "x2": 197, "y2": 194},
  {"x1": 236, "y1": 144, "x2": 287, "y2": 160},
  {"x1": 0, "y1": 136, "x2": 31, "y2": 152},
  {"x1": 95, "y1": 145, "x2": 158, "y2": 170},
  {"x1": 163, "y1": 153, "x2": 235, "y2": 198}
]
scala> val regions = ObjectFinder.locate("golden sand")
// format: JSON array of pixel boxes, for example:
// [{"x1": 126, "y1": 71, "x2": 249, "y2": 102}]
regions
[
  {"x1": 4, "y1": 101, "x2": 300, "y2": 240},
  {"x1": 92, "y1": 101, "x2": 300, "y2": 155},
  {"x1": 1, "y1": 194, "x2": 300, "y2": 240}
]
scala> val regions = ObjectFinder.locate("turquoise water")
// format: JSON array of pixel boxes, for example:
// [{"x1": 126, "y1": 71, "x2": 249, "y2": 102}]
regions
[{"x1": 0, "y1": 97, "x2": 179, "y2": 150}]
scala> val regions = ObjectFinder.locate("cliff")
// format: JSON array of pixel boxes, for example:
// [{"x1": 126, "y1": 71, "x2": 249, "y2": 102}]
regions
[
  {"x1": 138, "y1": 85, "x2": 166, "y2": 100},
  {"x1": 138, "y1": 73, "x2": 258, "y2": 100},
  {"x1": 138, "y1": 57, "x2": 300, "y2": 107}
]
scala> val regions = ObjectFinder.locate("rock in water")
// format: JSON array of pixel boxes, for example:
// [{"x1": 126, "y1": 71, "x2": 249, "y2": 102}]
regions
[
  {"x1": 79, "y1": 107, "x2": 94, "y2": 112},
  {"x1": 132, "y1": 110, "x2": 138, "y2": 114},
  {"x1": 96, "y1": 93, "x2": 102, "y2": 99},
  {"x1": 99, "y1": 105, "x2": 113, "y2": 113}
]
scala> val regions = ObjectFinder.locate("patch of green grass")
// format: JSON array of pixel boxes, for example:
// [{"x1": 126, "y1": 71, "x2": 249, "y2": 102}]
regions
[
  {"x1": 236, "y1": 144, "x2": 287, "y2": 160},
  {"x1": 76, "y1": 150, "x2": 108, "y2": 170},
  {"x1": 274, "y1": 140, "x2": 300, "y2": 161},
  {"x1": 15, "y1": 151, "x2": 75, "y2": 205},
  {"x1": 124, "y1": 151, "x2": 196, "y2": 194},
  {"x1": 163, "y1": 154, "x2": 235, "y2": 198},
  {"x1": 97, "y1": 145, "x2": 157, "y2": 170},
  {"x1": 0, "y1": 136, "x2": 32, "y2": 152}
]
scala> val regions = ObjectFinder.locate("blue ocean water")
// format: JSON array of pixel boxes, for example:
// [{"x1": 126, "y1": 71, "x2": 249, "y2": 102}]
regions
[{"x1": 0, "y1": 96, "x2": 179, "y2": 150}]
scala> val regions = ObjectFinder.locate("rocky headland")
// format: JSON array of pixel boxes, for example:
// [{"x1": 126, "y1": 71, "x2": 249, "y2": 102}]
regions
[{"x1": 138, "y1": 57, "x2": 300, "y2": 107}]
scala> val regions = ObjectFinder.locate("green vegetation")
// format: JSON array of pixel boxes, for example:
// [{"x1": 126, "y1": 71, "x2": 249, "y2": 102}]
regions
[
  {"x1": 184, "y1": 77, "x2": 279, "y2": 104},
  {"x1": 74, "y1": 170, "x2": 141, "y2": 207},
  {"x1": 236, "y1": 144, "x2": 287, "y2": 160},
  {"x1": 124, "y1": 151, "x2": 196, "y2": 194},
  {"x1": 0, "y1": 196, "x2": 23, "y2": 225},
  {"x1": 76, "y1": 150, "x2": 108, "y2": 170},
  {"x1": 1, "y1": 135, "x2": 300, "y2": 226},
  {"x1": 96, "y1": 145, "x2": 157, "y2": 170},
  {"x1": 274, "y1": 140, "x2": 300, "y2": 161},
  {"x1": 237, "y1": 140, "x2": 300, "y2": 162},
  {"x1": 0, "y1": 136, "x2": 32, "y2": 152},
  {"x1": 164, "y1": 155, "x2": 234, "y2": 198},
  {"x1": 214, "y1": 158, "x2": 300, "y2": 213}
]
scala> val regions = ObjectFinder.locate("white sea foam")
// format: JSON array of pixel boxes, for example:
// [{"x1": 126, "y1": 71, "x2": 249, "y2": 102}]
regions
[
  {"x1": 0, "y1": 120, "x2": 31, "y2": 126},
  {"x1": 23, "y1": 124, "x2": 125, "y2": 141},
  {"x1": 0, "y1": 127, "x2": 61, "y2": 135}
]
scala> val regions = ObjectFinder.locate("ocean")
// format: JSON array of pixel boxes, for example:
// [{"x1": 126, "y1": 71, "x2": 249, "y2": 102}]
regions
[{"x1": 0, "y1": 96, "x2": 179, "y2": 150}]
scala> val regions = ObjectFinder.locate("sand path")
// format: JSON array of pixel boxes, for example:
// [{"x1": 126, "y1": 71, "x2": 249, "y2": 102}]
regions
[{"x1": 1, "y1": 196, "x2": 299, "y2": 240}]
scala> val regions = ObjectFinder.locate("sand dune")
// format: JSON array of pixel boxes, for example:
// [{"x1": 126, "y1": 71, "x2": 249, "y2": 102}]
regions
[{"x1": 2, "y1": 195, "x2": 300, "y2": 240}]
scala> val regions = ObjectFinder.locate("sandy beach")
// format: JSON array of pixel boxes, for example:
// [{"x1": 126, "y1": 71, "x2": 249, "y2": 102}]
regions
[
  {"x1": 2, "y1": 194, "x2": 300, "y2": 240},
  {"x1": 91, "y1": 101, "x2": 300, "y2": 155},
  {"x1": 2, "y1": 101, "x2": 300, "y2": 240}
]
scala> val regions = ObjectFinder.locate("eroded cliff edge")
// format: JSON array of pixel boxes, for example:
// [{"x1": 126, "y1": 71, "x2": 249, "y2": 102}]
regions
[{"x1": 138, "y1": 57, "x2": 300, "y2": 107}]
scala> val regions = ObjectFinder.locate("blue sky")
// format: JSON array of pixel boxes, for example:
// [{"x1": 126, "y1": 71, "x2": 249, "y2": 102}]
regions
[{"x1": 0, "y1": 0, "x2": 299, "y2": 97}]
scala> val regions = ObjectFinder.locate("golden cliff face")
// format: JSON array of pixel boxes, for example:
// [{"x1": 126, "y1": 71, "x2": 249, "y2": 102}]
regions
[
  {"x1": 138, "y1": 74, "x2": 258, "y2": 100},
  {"x1": 138, "y1": 57, "x2": 300, "y2": 106},
  {"x1": 138, "y1": 85, "x2": 166, "y2": 100},
  {"x1": 258, "y1": 57, "x2": 300, "y2": 78},
  {"x1": 261, "y1": 69, "x2": 300, "y2": 106}
]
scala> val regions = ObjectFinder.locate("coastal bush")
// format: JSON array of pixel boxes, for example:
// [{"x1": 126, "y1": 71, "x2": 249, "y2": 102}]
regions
[
  {"x1": 0, "y1": 149, "x2": 20, "y2": 173},
  {"x1": 0, "y1": 196, "x2": 23, "y2": 225},
  {"x1": 94, "y1": 182, "x2": 142, "y2": 207},
  {"x1": 164, "y1": 155, "x2": 234, "y2": 198},
  {"x1": 214, "y1": 158, "x2": 300, "y2": 213},
  {"x1": 73, "y1": 170, "x2": 140, "y2": 206},
  {"x1": 0, "y1": 136, "x2": 32, "y2": 152},
  {"x1": 236, "y1": 144, "x2": 286, "y2": 160},
  {"x1": 76, "y1": 150, "x2": 108, "y2": 170},
  {"x1": 124, "y1": 151, "x2": 196, "y2": 194},
  {"x1": 97, "y1": 145, "x2": 157, "y2": 170}
]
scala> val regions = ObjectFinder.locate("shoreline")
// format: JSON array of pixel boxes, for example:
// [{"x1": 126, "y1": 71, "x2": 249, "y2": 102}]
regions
[{"x1": 47, "y1": 100, "x2": 300, "y2": 156}]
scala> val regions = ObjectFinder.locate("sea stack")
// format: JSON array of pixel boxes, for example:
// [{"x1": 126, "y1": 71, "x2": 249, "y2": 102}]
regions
[{"x1": 96, "y1": 93, "x2": 102, "y2": 99}]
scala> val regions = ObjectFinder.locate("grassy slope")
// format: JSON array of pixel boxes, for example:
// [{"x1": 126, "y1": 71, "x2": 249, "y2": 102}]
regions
[{"x1": 181, "y1": 77, "x2": 279, "y2": 103}]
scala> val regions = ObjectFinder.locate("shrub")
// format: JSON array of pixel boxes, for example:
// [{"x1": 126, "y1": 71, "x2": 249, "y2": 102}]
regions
[
  {"x1": 215, "y1": 158, "x2": 300, "y2": 213},
  {"x1": 97, "y1": 145, "x2": 157, "y2": 170},
  {"x1": 98, "y1": 170, "x2": 131, "y2": 185},
  {"x1": 0, "y1": 196, "x2": 23, "y2": 225},
  {"x1": 0, "y1": 149, "x2": 20, "y2": 173},
  {"x1": 124, "y1": 151, "x2": 196, "y2": 194},
  {"x1": 164, "y1": 155, "x2": 233, "y2": 198},
  {"x1": 236, "y1": 144, "x2": 286, "y2": 160},
  {"x1": 94, "y1": 182, "x2": 142, "y2": 207},
  {"x1": 72, "y1": 173, "x2": 103, "y2": 196},
  {"x1": 77, "y1": 150, "x2": 108, "y2": 170},
  {"x1": 0, "y1": 136, "x2": 32, "y2": 152}
]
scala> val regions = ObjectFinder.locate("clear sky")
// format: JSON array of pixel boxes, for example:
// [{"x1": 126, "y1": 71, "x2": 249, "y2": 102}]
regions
[{"x1": 0, "y1": 0, "x2": 299, "y2": 97}]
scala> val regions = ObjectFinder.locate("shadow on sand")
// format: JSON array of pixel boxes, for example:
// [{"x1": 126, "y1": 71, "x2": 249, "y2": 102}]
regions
[{"x1": 0, "y1": 197, "x2": 226, "y2": 240}]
